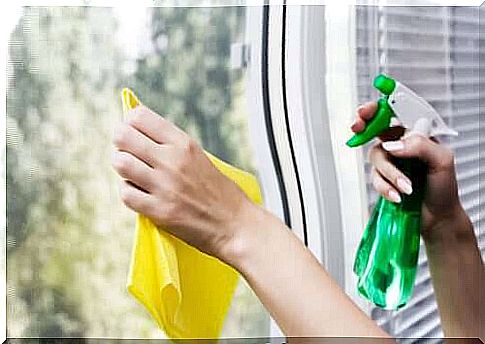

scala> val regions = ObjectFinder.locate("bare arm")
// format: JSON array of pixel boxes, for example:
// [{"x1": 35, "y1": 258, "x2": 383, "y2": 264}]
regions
[
  {"x1": 226, "y1": 203, "x2": 391, "y2": 337},
  {"x1": 423, "y1": 207, "x2": 484, "y2": 339}
]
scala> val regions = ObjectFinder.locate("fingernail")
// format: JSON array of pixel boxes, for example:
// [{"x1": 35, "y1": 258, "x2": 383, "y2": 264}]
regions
[
  {"x1": 382, "y1": 141, "x2": 404, "y2": 152},
  {"x1": 388, "y1": 190, "x2": 402, "y2": 203},
  {"x1": 397, "y1": 178, "x2": 413, "y2": 195},
  {"x1": 357, "y1": 105, "x2": 365, "y2": 114}
]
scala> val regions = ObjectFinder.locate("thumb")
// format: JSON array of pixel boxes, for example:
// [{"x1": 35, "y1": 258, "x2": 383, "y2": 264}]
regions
[{"x1": 381, "y1": 134, "x2": 454, "y2": 172}]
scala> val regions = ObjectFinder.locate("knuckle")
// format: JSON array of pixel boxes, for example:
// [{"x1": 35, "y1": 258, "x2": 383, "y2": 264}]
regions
[
  {"x1": 183, "y1": 138, "x2": 198, "y2": 155},
  {"x1": 371, "y1": 173, "x2": 387, "y2": 194},
  {"x1": 142, "y1": 201, "x2": 159, "y2": 221},
  {"x1": 140, "y1": 142, "x2": 151, "y2": 158},
  {"x1": 371, "y1": 178, "x2": 384, "y2": 194},
  {"x1": 376, "y1": 184, "x2": 388, "y2": 196},
  {"x1": 168, "y1": 175, "x2": 185, "y2": 194},
  {"x1": 160, "y1": 201, "x2": 180, "y2": 226},
  {"x1": 150, "y1": 146, "x2": 163, "y2": 166},
  {"x1": 120, "y1": 186, "x2": 133, "y2": 207},
  {"x1": 128, "y1": 109, "x2": 146, "y2": 128},
  {"x1": 387, "y1": 165, "x2": 402, "y2": 184},
  {"x1": 165, "y1": 202, "x2": 179, "y2": 220},
  {"x1": 392, "y1": 173, "x2": 403, "y2": 185},
  {"x1": 153, "y1": 151, "x2": 167, "y2": 170},
  {"x1": 174, "y1": 139, "x2": 198, "y2": 172},
  {"x1": 172, "y1": 156, "x2": 186, "y2": 174},
  {"x1": 370, "y1": 167, "x2": 378, "y2": 178},
  {"x1": 113, "y1": 124, "x2": 130, "y2": 148},
  {"x1": 113, "y1": 153, "x2": 131, "y2": 174},
  {"x1": 156, "y1": 115, "x2": 168, "y2": 128},
  {"x1": 368, "y1": 143, "x2": 382, "y2": 162},
  {"x1": 371, "y1": 172, "x2": 379, "y2": 187}
]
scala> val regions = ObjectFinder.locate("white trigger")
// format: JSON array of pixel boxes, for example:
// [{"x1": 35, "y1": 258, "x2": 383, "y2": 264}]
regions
[
  {"x1": 388, "y1": 82, "x2": 458, "y2": 138},
  {"x1": 404, "y1": 118, "x2": 431, "y2": 139}
]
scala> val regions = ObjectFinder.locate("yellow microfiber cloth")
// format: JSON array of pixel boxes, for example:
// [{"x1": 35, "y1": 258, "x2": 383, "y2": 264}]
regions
[{"x1": 121, "y1": 88, "x2": 263, "y2": 339}]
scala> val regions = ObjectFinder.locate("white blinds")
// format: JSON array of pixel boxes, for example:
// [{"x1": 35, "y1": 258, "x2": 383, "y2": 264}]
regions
[{"x1": 355, "y1": 5, "x2": 484, "y2": 342}]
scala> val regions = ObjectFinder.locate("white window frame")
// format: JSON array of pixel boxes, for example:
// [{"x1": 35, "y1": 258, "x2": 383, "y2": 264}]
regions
[
  {"x1": 245, "y1": 3, "x2": 370, "y2": 336},
  {"x1": 323, "y1": 4, "x2": 371, "y2": 312}
]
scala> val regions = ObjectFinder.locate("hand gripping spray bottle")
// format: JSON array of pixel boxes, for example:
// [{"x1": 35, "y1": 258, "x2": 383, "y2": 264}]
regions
[{"x1": 347, "y1": 75, "x2": 457, "y2": 309}]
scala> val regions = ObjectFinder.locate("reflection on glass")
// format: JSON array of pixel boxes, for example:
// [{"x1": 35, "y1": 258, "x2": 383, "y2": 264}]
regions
[{"x1": 7, "y1": 6, "x2": 268, "y2": 338}]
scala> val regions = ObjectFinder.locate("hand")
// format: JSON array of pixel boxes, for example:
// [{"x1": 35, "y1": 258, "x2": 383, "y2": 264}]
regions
[
  {"x1": 351, "y1": 102, "x2": 464, "y2": 238},
  {"x1": 111, "y1": 105, "x2": 257, "y2": 262}
]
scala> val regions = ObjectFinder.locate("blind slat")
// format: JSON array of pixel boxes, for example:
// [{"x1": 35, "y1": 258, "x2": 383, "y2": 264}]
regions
[
  {"x1": 386, "y1": 62, "x2": 479, "y2": 70},
  {"x1": 395, "y1": 301, "x2": 438, "y2": 335},
  {"x1": 356, "y1": 5, "x2": 482, "y2": 342},
  {"x1": 401, "y1": 317, "x2": 441, "y2": 340}
]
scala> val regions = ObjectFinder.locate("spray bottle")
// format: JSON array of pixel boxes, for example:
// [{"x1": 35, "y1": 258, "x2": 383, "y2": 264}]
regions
[{"x1": 347, "y1": 74, "x2": 457, "y2": 309}]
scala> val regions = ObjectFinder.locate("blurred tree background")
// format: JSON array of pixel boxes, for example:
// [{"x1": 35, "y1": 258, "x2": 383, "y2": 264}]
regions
[{"x1": 6, "y1": 6, "x2": 268, "y2": 338}]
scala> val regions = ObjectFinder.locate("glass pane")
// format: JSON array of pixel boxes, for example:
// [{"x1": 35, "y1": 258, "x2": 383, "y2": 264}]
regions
[{"x1": 7, "y1": 6, "x2": 269, "y2": 338}]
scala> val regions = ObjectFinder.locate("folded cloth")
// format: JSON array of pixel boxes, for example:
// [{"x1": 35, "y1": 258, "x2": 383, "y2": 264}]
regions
[{"x1": 121, "y1": 88, "x2": 263, "y2": 339}]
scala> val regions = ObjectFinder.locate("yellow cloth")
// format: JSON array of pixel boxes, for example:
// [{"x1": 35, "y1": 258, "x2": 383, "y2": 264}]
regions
[{"x1": 121, "y1": 88, "x2": 263, "y2": 339}]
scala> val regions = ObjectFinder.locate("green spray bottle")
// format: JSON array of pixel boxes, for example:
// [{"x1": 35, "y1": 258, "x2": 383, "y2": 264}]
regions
[{"x1": 347, "y1": 75, "x2": 458, "y2": 309}]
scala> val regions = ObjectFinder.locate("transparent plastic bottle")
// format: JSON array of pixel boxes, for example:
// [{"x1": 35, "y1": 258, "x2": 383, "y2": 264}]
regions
[{"x1": 353, "y1": 158, "x2": 427, "y2": 309}]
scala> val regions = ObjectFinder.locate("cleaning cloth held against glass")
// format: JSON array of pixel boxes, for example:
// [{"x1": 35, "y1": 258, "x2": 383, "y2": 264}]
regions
[{"x1": 121, "y1": 88, "x2": 264, "y2": 339}]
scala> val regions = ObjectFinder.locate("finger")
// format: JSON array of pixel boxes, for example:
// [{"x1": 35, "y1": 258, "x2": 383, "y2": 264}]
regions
[
  {"x1": 368, "y1": 145, "x2": 413, "y2": 195},
  {"x1": 381, "y1": 134, "x2": 454, "y2": 172},
  {"x1": 371, "y1": 168, "x2": 402, "y2": 203},
  {"x1": 351, "y1": 117, "x2": 366, "y2": 133},
  {"x1": 127, "y1": 105, "x2": 187, "y2": 145},
  {"x1": 351, "y1": 102, "x2": 378, "y2": 132},
  {"x1": 113, "y1": 122, "x2": 162, "y2": 167},
  {"x1": 119, "y1": 180, "x2": 154, "y2": 214},
  {"x1": 357, "y1": 101, "x2": 378, "y2": 121},
  {"x1": 112, "y1": 151, "x2": 155, "y2": 192}
]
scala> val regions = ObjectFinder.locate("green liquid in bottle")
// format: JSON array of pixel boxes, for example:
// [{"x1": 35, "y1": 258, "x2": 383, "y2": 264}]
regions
[{"x1": 353, "y1": 158, "x2": 426, "y2": 309}]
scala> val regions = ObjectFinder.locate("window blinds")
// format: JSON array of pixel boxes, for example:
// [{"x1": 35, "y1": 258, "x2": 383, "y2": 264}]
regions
[{"x1": 356, "y1": 5, "x2": 484, "y2": 343}]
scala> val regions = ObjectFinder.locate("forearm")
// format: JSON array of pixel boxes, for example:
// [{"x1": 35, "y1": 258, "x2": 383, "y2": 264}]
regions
[
  {"x1": 423, "y1": 206, "x2": 485, "y2": 338},
  {"x1": 225, "y1": 204, "x2": 391, "y2": 338}
]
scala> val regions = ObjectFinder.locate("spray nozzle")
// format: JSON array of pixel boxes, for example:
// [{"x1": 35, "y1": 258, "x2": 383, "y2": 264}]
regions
[
  {"x1": 347, "y1": 74, "x2": 457, "y2": 148},
  {"x1": 346, "y1": 74, "x2": 396, "y2": 147},
  {"x1": 374, "y1": 74, "x2": 396, "y2": 95}
]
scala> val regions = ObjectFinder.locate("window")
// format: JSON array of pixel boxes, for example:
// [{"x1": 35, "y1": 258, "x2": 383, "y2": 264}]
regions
[
  {"x1": 356, "y1": 5, "x2": 484, "y2": 342},
  {"x1": 6, "y1": 5, "x2": 269, "y2": 338},
  {"x1": 6, "y1": 3, "x2": 483, "y2": 341}
]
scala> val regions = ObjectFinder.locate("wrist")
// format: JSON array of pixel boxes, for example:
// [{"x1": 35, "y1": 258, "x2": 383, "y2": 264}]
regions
[
  {"x1": 219, "y1": 200, "x2": 281, "y2": 271},
  {"x1": 422, "y1": 204, "x2": 475, "y2": 247}
]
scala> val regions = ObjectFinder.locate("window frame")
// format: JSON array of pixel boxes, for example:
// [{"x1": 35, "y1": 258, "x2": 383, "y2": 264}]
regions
[{"x1": 245, "y1": 3, "x2": 365, "y2": 329}]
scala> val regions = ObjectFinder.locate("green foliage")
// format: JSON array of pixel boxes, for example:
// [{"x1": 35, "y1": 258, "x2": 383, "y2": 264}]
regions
[
  {"x1": 7, "y1": 6, "x2": 267, "y2": 338},
  {"x1": 124, "y1": 7, "x2": 249, "y2": 168},
  {"x1": 7, "y1": 7, "x2": 147, "y2": 337}
]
